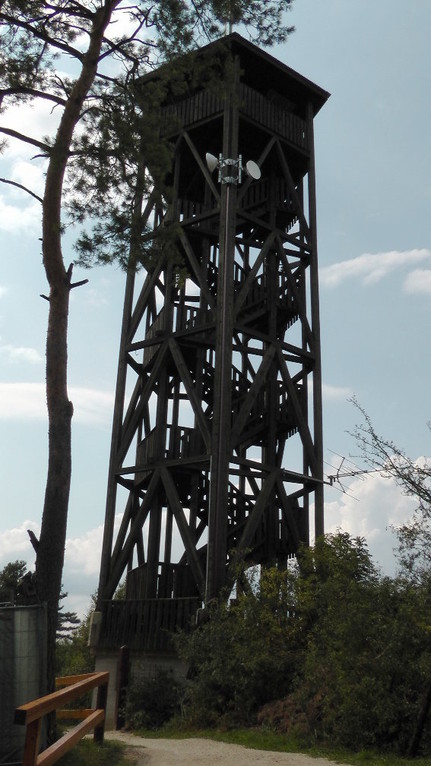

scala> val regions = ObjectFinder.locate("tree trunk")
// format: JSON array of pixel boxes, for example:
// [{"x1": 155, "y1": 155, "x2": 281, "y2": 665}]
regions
[{"x1": 34, "y1": 3, "x2": 118, "y2": 723}]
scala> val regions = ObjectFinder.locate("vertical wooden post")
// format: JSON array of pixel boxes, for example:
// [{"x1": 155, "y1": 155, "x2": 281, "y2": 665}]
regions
[
  {"x1": 115, "y1": 645, "x2": 130, "y2": 730},
  {"x1": 22, "y1": 719, "x2": 42, "y2": 766},
  {"x1": 306, "y1": 100, "x2": 324, "y2": 538},
  {"x1": 94, "y1": 679, "x2": 107, "y2": 744},
  {"x1": 206, "y1": 56, "x2": 239, "y2": 604},
  {"x1": 98, "y1": 268, "x2": 136, "y2": 601}
]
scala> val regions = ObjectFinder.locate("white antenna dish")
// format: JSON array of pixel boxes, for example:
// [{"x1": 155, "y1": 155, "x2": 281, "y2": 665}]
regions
[
  {"x1": 206, "y1": 153, "x2": 219, "y2": 173},
  {"x1": 246, "y1": 160, "x2": 261, "y2": 180}
]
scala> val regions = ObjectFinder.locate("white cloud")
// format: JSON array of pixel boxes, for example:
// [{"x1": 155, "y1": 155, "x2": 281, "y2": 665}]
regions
[
  {"x1": 70, "y1": 387, "x2": 114, "y2": 424},
  {"x1": 0, "y1": 194, "x2": 41, "y2": 233},
  {"x1": 0, "y1": 98, "x2": 55, "y2": 232},
  {"x1": 0, "y1": 517, "x2": 120, "y2": 619},
  {"x1": 0, "y1": 382, "x2": 114, "y2": 424},
  {"x1": 82, "y1": 287, "x2": 109, "y2": 308},
  {"x1": 63, "y1": 514, "x2": 124, "y2": 617},
  {"x1": 0, "y1": 520, "x2": 39, "y2": 566},
  {"x1": 0, "y1": 344, "x2": 43, "y2": 364},
  {"x1": 65, "y1": 525, "x2": 105, "y2": 577},
  {"x1": 325, "y1": 470, "x2": 417, "y2": 575},
  {"x1": 322, "y1": 382, "x2": 353, "y2": 401},
  {"x1": 404, "y1": 268, "x2": 431, "y2": 295},
  {"x1": 0, "y1": 382, "x2": 46, "y2": 419},
  {"x1": 1, "y1": 100, "x2": 60, "y2": 158},
  {"x1": 11, "y1": 158, "x2": 45, "y2": 198},
  {"x1": 320, "y1": 249, "x2": 431, "y2": 288}
]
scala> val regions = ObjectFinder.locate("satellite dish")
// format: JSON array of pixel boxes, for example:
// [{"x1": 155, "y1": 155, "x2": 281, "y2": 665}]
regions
[
  {"x1": 246, "y1": 160, "x2": 261, "y2": 180},
  {"x1": 206, "y1": 153, "x2": 219, "y2": 173}
]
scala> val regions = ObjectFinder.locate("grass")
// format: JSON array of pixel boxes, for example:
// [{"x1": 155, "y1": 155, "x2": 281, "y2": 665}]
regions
[{"x1": 57, "y1": 739, "x2": 129, "y2": 766}]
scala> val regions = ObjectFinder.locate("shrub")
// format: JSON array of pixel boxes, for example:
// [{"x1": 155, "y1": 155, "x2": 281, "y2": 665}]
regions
[
  {"x1": 124, "y1": 667, "x2": 184, "y2": 730},
  {"x1": 176, "y1": 566, "x2": 297, "y2": 728}
]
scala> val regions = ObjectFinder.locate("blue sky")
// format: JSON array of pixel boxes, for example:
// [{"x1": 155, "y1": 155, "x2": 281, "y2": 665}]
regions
[{"x1": 1, "y1": 1, "x2": 430, "y2": 616}]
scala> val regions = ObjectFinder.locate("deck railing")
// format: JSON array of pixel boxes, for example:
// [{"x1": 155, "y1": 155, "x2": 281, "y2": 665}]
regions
[
  {"x1": 160, "y1": 82, "x2": 308, "y2": 151},
  {"x1": 98, "y1": 597, "x2": 201, "y2": 651}
]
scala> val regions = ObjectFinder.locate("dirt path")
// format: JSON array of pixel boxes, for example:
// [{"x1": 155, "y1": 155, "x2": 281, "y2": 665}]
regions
[{"x1": 105, "y1": 731, "x2": 352, "y2": 766}]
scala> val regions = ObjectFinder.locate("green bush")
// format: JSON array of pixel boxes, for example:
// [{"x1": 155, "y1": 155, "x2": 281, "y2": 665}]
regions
[
  {"x1": 124, "y1": 667, "x2": 184, "y2": 730},
  {"x1": 257, "y1": 535, "x2": 431, "y2": 755},
  {"x1": 176, "y1": 566, "x2": 297, "y2": 728},
  {"x1": 119, "y1": 534, "x2": 431, "y2": 755}
]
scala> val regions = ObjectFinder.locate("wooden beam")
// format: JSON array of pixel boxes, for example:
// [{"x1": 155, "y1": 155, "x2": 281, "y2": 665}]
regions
[
  {"x1": 178, "y1": 229, "x2": 216, "y2": 311},
  {"x1": 233, "y1": 230, "x2": 277, "y2": 317},
  {"x1": 231, "y1": 344, "x2": 277, "y2": 446},
  {"x1": 276, "y1": 237, "x2": 314, "y2": 349},
  {"x1": 168, "y1": 338, "x2": 211, "y2": 450},
  {"x1": 275, "y1": 139, "x2": 311, "y2": 242},
  {"x1": 105, "y1": 469, "x2": 161, "y2": 598},
  {"x1": 276, "y1": 345, "x2": 319, "y2": 476},
  {"x1": 37, "y1": 711, "x2": 105, "y2": 766},
  {"x1": 237, "y1": 135, "x2": 277, "y2": 205},
  {"x1": 236, "y1": 470, "x2": 278, "y2": 554},
  {"x1": 276, "y1": 475, "x2": 301, "y2": 550},
  {"x1": 182, "y1": 130, "x2": 221, "y2": 202},
  {"x1": 117, "y1": 340, "x2": 169, "y2": 464},
  {"x1": 160, "y1": 467, "x2": 205, "y2": 597}
]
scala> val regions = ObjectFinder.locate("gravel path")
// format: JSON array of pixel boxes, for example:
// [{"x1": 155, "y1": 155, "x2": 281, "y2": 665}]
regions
[{"x1": 104, "y1": 731, "x2": 352, "y2": 766}]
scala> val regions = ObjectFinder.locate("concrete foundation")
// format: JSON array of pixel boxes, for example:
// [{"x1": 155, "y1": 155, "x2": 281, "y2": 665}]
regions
[{"x1": 95, "y1": 650, "x2": 187, "y2": 730}]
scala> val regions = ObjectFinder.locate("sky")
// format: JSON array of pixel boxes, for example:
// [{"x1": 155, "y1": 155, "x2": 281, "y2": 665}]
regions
[{"x1": 1, "y1": 1, "x2": 430, "y2": 618}]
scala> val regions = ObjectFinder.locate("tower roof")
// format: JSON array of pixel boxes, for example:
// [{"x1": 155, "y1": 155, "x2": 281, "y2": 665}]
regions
[
  {"x1": 202, "y1": 32, "x2": 330, "y2": 117},
  {"x1": 138, "y1": 33, "x2": 329, "y2": 119}
]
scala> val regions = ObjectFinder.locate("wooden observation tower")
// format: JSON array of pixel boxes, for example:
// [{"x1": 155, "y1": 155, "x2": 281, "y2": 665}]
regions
[{"x1": 95, "y1": 34, "x2": 328, "y2": 655}]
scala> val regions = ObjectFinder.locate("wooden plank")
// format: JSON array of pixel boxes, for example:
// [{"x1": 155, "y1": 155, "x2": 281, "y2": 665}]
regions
[
  {"x1": 276, "y1": 345, "x2": 319, "y2": 476},
  {"x1": 105, "y1": 468, "x2": 161, "y2": 598},
  {"x1": 21, "y1": 719, "x2": 41, "y2": 766},
  {"x1": 275, "y1": 237, "x2": 314, "y2": 349},
  {"x1": 231, "y1": 345, "x2": 277, "y2": 447},
  {"x1": 305, "y1": 100, "x2": 324, "y2": 536},
  {"x1": 168, "y1": 339, "x2": 211, "y2": 450},
  {"x1": 56, "y1": 674, "x2": 96, "y2": 687},
  {"x1": 160, "y1": 467, "x2": 205, "y2": 597},
  {"x1": 15, "y1": 673, "x2": 108, "y2": 726},
  {"x1": 178, "y1": 229, "x2": 216, "y2": 311},
  {"x1": 183, "y1": 131, "x2": 220, "y2": 205},
  {"x1": 234, "y1": 230, "x2": 276, "y2": 316},
  {"x1": 275, "y1": 140, "x2": 311, "y2": 241},
  {"x1": 276, "y1": 475, "x2": 301, "y2": 551},
  {"x1": 236, "y1": 470, "x2": 278, "y2": 554},
  {"x1": 118, "y1": 340, "x2": 170, "y2": 462},
  {"x1": 37, "y1": 710, "x2": 105, "y2": 766}
]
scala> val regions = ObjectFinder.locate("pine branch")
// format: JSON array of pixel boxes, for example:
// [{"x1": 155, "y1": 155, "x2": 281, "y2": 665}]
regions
[
  {"x1": 0, "y1": 87, "x2": 67, "y2": 107},
  {"x1": 0, "y1": 126, "x2": 50, "y2": 152},
  {"x1": 0, "y1": 10, "x2": 84, "y2": 61},
  {"x1": 0, "y1": 177, "x2": 43, "y2": 203}
]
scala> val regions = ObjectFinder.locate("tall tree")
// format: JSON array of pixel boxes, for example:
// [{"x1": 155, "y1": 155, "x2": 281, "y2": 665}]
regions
[
  {"x1": 351, "y1": 398, "x2": 431, "y2": 580},
  {"x1": 351, "y1": 401, "x2": 431, "y2": 754},
  {"x1": 0, "y1": 0, "x2": 295, "y2": 700},
  {"x1": 0, "y1": 560, "x2": 28, "y2": 603}
]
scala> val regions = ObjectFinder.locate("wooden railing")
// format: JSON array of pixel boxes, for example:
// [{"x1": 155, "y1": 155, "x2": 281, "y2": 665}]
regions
[
  {"x1": 159, "y1": 82, "x2": 308, "y2": 151},
  {"x1": 98, "y1": 597, "x2": 201, "y2": 651},
  {"x1": 15, "y1": 671, "x2": 109, "y2": 766}
]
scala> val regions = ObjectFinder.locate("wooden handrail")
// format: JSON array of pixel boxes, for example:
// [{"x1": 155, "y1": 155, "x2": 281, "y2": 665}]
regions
[{"x1": 15, "y1": 671, "x2": 109, "y2": 766}]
